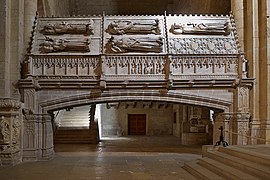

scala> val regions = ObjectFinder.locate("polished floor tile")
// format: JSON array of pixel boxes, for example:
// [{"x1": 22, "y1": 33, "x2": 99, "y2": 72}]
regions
[{"x1": 0, "y1": 136, "x2": 201, "y2": 180}]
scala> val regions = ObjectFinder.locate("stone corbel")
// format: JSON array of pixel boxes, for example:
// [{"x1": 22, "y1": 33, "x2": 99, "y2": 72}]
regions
[
  {"x1": 143, "y1": 102, "x2": 152, "y2": 109},
  {"x1": 125, "y1": 102, "x2": 136, "y2": 109},
  {"x1": 106, "y1": 102, "x2": 120, "y2": 109}
]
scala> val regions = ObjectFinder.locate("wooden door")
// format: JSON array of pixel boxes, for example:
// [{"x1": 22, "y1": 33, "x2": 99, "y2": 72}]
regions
[{"x1": 128, "y1": 114, "x2": 146, "y2": 135}]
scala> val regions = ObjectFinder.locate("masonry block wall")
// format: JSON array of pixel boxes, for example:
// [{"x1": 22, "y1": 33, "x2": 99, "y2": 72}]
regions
[
  {"x1": 68, "y1": 0, "x2": 230, "y2": 16},
  {"x1": 100, "y1": 102, "x2": 174, "y2": 136}
]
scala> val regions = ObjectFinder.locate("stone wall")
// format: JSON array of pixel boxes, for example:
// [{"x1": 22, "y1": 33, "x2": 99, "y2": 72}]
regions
[
  {"x1": 38, "y1": 0, "x2": 69, "y2": 16},
  {"x1": 69, "y1": 0, "x2": 230, "y2": 15},
  {"x1": 100, "y1": 102, "x2": 173, "y2": 136}
]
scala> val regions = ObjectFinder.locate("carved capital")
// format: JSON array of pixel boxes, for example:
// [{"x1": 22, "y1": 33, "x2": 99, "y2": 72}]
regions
[{"x1": 0, "y1": 99, "x2": 21, "y2": 111}]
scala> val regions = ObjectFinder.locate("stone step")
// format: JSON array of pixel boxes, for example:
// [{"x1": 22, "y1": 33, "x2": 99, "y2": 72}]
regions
[
  {"x1": 198, "y1": 157, "x2": 259, "y2": 180},
  {"x1": 183, "y1": 160, "x2": 224, "y2": 180},
  {"x1": 58, "y1": 124, "x2": 89, "y2": 130},
  {"x1": 60, "y1": 122, "x2": 89, "y2": 126},
  {"x1": 174, "y1": 168, "x2": 198, "y2": 180},
  {"x1": 204, "y1": 150, "x2": 270, "y2": 179},
  {"x1": 54, "y1": 129, "x2": 98, "y2": 144},
  {"x1": 59, "y1": 106, "x2": 90, "y2": 128},
  {"x1": 218, "y1": 146, "x2": 270, "y2": 166}
]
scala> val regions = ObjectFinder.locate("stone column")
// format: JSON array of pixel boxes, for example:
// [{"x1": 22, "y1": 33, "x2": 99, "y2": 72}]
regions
[
  {"x1": 231, "y1": 0, "x2": 245, "y2": 52},
  {"x1": 0, "y1": 0, "x2": 24, "y2": 166},
  {"x1": 0, "y1": 99, "x2": 22, "y2": 166},
  {"x1": 0, "y1": 0, "x2": 11, "y2": 98},
  {"x1": 266, "y1": 0, "x2": 270, "y2": 144}
]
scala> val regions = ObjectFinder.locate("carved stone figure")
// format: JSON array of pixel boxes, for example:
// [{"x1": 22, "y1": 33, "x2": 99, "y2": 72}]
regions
[
  {"x1": 41, "y1": 37, "x2": 90, "y2": 53},
  {"x1": 170, "y1": 22, "x2": 231, "y2": 35},
  {"x1": 106, "y1": 19, "x2": 160, "y2": 35},
  {"x1": 107, "y1": 36, "x2": 163, "y2": 53},
  {"x1": 0, "y1": 120, "x2": 10, "y2": 144},
  {"x1": 12, "y1": 119, "x2": 20, "y2": 144},
  {"x1": 41, "y1": 21, "x2": 93, "y2": 35}
]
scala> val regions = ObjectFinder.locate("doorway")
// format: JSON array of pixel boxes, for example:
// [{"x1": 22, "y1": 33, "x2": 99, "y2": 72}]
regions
[{"x1": 128, "y1": 114, "x2": 146, "y2": 135}]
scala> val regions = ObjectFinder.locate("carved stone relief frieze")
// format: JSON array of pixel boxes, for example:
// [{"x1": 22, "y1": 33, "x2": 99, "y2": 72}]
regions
[
  {"x1": 12, "y1": 118, "x2": 21, "y2": 144},
  {"x1": 40, "y1": 37, "x2": 90, "y2": 53},
  {"x1": 0, "y1": 99, "x2": 22, "y2": 165},
  {"x1": 104, "y1": 56, "x2": 165, "y2": 76},
  {"x1": 106, "y1": 19, "x2": 160, "y2": 35},
  {"x1": 31, "y1": 17, "x2": 102, "y2": 55},
  {"x1": 104, "y1": 17, "x2": 164, "y2": 54},
  {"x1": 0, "y1": 99, "x2": 21, "y2": 111},
  {"x1": 41, "y1": 20, "x2": 94, "y2": 35},
  {"x1": 237, "y1": 86, "x2": 249, "y2": 112},
  {"x1": 171, "y1": 56, "x2": 238, "y2": 78},
  {"x1": 0, "y1": 119, "x2": 10, "y2": 144},
  {"x1": 106, "y1": 35, "x2": 163, "y2": 53},
  {"x1": 169, "y1": 21, "x2": 231, "y2": 36},
  {"x1": 169, "y1": 38, "x2": 237, "y2": 54},
  {"x1": 31, "y1": 56, "x2": 100, "y2": 77}
]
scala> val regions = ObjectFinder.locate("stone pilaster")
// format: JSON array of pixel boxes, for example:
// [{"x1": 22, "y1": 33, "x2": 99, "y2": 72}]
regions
[
  {"x1": 0, "y1": 98, "x2": 22, "y2": 166},
  {"x1": 23, "y1": 113, "x2": 54, "y2": 161},
  {"x1": 213, "y1": 113, "x2": 231, "y2": 144},
  {"x1": 214, "y1": 112, "x2": 251, "y2": 145}
]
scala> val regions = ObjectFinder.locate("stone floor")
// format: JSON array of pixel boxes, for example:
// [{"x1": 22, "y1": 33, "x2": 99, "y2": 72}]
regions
[{"x1": 0, "y1": 136, "x2": 202, "y2": 180}]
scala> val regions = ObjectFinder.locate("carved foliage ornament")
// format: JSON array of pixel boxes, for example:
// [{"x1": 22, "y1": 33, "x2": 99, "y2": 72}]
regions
[
  {"x1": 169, "y1": 38, "x2": 237, "y2": 54},
  {"x1": 0, "y1": 99, "x2": 21, "y2": 111}
]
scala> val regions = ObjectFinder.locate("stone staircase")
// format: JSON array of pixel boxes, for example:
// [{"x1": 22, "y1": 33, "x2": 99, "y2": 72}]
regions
[
  {"x1": 183, "y1": 145, "x2": 270, "y2": 180},
  {"x1": 54, "y1": 105, "x2": 99, "y2": 144},
  {"x1": 58, "y1": 106, "x2": 90, "y2": 128},
  {"x1": 54, "y1": 122, "x2": 99, "y2": 144}
]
